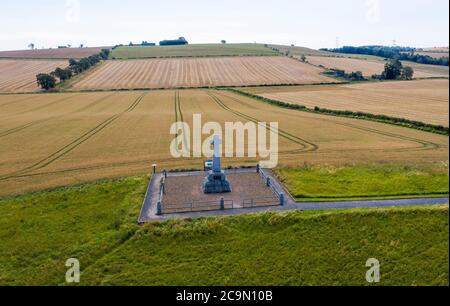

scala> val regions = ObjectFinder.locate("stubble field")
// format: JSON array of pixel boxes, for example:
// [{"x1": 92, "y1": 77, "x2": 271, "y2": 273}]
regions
[
  {"x1": 68, "y1": 56, "x2": 336, "y2": 90},
  {"x1": 250, "y1": 79, "x2": 449, "y2": 126},
  {"x1": 0, "y1": 89, "x2": 448, "y2": 197},
  {"x1": 0, "y1": 59, "x2": 68, "y2": 93},
  {"x1": 305, "y1": 56, "x2": 449, "y2": 78},
  {"x1": 0, "y1": 47, "x2": 109, "y2": 59}
]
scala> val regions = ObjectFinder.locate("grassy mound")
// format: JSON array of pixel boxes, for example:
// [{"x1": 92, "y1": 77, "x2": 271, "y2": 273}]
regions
[{"x1": 0, "y1": 174, "x2": 447, "y2": 286}]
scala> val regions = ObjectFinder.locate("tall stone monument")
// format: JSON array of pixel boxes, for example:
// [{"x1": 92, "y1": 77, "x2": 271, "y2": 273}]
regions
[{"x1": 202, "y1": 135, "x2": 232, "y2": 194}]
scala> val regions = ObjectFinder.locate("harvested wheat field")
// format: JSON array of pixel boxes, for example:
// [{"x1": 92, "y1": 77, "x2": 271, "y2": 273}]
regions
[
  {"x1": 0, "y1": 90, "x2": 448, "y2": 197},
  {"x1": 69, "y1": 56, "x2": 336, "y2": 90},
  {"x1": 415, "y1": 52, "x2": 449, "y2": 59},
  {"x1": 0, "y1": 47, "x2": 109, "y2": 59},
  {"x1": 0, "y1": 59, "x2": 68, "y2": 92},
  {"x1": 253, "y1": 79, "x2": 449, "y2": 126},
  {"x1": 305, "y1": 56, "x2": 449, "y2": 78}
]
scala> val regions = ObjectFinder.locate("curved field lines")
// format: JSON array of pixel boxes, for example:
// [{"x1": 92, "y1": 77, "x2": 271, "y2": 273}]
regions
[
  {"x1": 0, "y1": 59, "x2": 68, "y2": 92},
  {"x1": 256, "y1": 79, "x2": 450, "y2": 127},
  {"x1": 70, "y1": 57, "x2": 336, "y2": 90},
  {"x1": 0, "y1": 47, "x2": 109, "y2": 59},
  {"x1": 0, "y1": 90, "x2": 448, "y2": 197}
]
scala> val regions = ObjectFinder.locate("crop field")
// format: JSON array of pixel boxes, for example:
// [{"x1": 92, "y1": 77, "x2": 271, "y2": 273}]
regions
[
  {"x1": 305, "y1": 56, "x2": 449, "y2": 78},
  {"x1": 0, "y1": 47, "x2": 108, "y2": 59},
  {"x1": 0, "y1": 59, "x2": 68, "y2": 93},
  {"x1": 0, "y1": 89, "x2": 448, "y2": 197},
  {"x1": 110, "y1": 43, "x2": 279, "y2": 59},
  {"x1": 69, "y1": 57, "x2": 336, "y2": 90},
  {"x1": 268, "y1": 45, "x2": 331, "y2": 56},
  {"x1": 251, "y1": 79, "x2": 449, "y2": 126},
  {"x1": 415, "y1": 52, "x2": 449, "y2": 59}
]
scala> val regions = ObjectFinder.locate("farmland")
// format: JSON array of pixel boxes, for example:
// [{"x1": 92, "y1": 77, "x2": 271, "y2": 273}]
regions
[
  {"x1": 305, "y1": 55, "x2": 449, "y2": 78},
  {"x1": 69, "y1": 57, "x2": 336, "y2": 90},
  {"x1": 0, "y1": 59, "x2": 68, "y2": 93},
  {"x1": 0, "y1": 89, "x2": 448, "y2": 198},
  {"x1": 249, "y1": 79, "x2": 449, "y2": 126},
  {"x1": 0, "y1": 176, "x2": 447, "y2": 286},
  {"x1": 110, "y1": 43, "x2": 279, "y2": 59},
  {"x1": 0, "y1": 47, "x2": 109, "y2": 59}
]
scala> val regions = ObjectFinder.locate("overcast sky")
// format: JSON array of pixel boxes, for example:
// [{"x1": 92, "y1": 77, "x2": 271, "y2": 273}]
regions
[{"x1": 0, "y1": 0, "x2": 448, "y2": 51}]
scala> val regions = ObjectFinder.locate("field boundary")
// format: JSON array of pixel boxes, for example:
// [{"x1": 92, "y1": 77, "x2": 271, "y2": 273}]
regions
[{"x1": 227, "y1": 88, "x2": 449, "y2": 136}]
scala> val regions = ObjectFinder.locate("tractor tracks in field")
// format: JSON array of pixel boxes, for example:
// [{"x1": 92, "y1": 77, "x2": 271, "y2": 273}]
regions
[
  {"x1": 0, "y1": 93, "x2": 116, "y2": 139},
  {"x1": 219, "y1": 90, "x2": 443, "y2": 154},
  {"x1": 207, "y1": 91, "x2": 319, "y2": 154},
  {"x1": 0, "y1": 93, "x2": 147, "y2": 181},
  {"x1": 173, "y1": 91, "x2": 190, "y2": 152}
]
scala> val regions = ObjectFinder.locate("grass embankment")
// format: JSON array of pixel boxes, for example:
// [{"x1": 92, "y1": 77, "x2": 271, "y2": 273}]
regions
[
  {"x1": 276, "y1": 164, "x2": 449, "y2": 202},
  {"x1": 110, "y1": 43, "x2": 279, "y2": 59},
  {"x1": 229, "y1": 88, "x2": 449, "y2": 135},
  {"x1": 0, "y1": 172, "x2": 448, "y2": 286}
]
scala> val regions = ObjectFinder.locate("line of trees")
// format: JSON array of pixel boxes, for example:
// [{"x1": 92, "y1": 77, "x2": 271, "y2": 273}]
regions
[
  {"x1": 321, "y1": 46, "x2": 449, "y2": 66},
  {"x1": 36, "y1": 49, "x2": 110, "y2": 90}
]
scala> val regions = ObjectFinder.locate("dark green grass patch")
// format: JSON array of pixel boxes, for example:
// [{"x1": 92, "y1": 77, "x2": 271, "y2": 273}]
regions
[
  {"x1": 276, "y1": 164, "x2": 449, "y2": 201},
  {"x1": 110, "y1": 44, "x2": 279, "y2": 59},
  {"x1": 0, "y1": 174, "x2": 447, "y2": 286},
  {"x1": 80, "y1": 206, "x2": 449, "y2": 286},
  {"x1": 0, "y1": 176, "x2": 147, "y2": 285}
]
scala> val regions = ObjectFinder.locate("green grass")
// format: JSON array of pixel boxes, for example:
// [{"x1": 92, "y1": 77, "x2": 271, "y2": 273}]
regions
[
  {"x1": 0, "y1": 176, "x2": 147, "y2": 285},
  {"x1": 0, "y1": 173, "x2": 448, "y2": 286},
  {"x1": 110, "y1": 43, "x2": 280, "y2": 59},
  {"x1": 276, "y1": 164, "x2": 449, "y2": 201}
]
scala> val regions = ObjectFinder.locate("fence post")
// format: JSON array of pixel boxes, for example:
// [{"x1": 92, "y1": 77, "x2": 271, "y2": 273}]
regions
[
  {"x1": 157, "y1": 201, "x2": 162, "y2": 215},
  {"x1": 256, "y1": 164, "x2": 260, "y2": 173},
  {"x1": 279, "y1": 193, "x2": 285, "y2": 206},
  {"x1": 220, "y1": 197, "x2": 225, "y2": 210},
  {"x1": 163, "y1": 169, "x2": 167, "y2": 178},
  {"x1": 266, "y1": 177, "x2": 270, "y2": 187}
]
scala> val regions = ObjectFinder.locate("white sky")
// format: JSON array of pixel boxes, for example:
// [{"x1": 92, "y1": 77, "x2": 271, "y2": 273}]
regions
[{"x1": 0, "y1": 0, "x2": 448, "y2": 51}]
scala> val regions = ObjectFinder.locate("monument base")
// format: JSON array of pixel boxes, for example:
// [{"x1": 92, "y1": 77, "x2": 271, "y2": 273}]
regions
[{"x1": 202, "y1": 170, "x2": 232, "y2": 194}]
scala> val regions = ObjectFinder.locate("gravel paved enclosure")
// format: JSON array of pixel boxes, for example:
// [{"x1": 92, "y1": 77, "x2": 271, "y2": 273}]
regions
[
  {"x1": 0, "y1": 59, "x2": 68, "y2": 92},
  {"x1": 163, "y1": 173, "x2": 278, "y2": 213},
  {"x1": 0, "y1": 47, "x2": 108, "y2": 59},
  {"x1": 251, "y1": 79, "x2": 449, "y2": 126},
  {"x1": 305, "y1": 55, "x2": 449, "y2": 78},
  {"x1": 69, "y1": 56, "x2": 335, "y2": 90},
  {"x1": 0, "y1": 89, "x2": 448, "y2": 197}
]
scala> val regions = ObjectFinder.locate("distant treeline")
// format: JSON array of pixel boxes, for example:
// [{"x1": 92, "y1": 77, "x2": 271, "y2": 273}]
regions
[
  {"x1": 321, "y1": 46, "x2": 449, "y2": 66},
  {"x1": 36, "y1": 49, "x2": 110, "y2": 90}
]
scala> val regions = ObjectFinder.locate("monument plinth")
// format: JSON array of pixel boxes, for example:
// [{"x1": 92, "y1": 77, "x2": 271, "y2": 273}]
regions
[{"x1": 202, "y1": 135, "x2": 232, "y2": 194}]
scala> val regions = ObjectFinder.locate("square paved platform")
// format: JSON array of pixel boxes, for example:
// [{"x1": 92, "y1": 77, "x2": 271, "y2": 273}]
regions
[{"x1": 163, "y1": 172, "x2": 279, "y2": 213}]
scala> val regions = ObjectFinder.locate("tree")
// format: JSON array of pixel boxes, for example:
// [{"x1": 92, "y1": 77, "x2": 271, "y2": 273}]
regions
[
  {"x1": 402, "y1": 66, "x2": 414, "y2": 80},
  {"x1": 28, "y1": 43, "x2": 35, "y2": 50},
  {"x1": 301, "y1": 54, "x2": 307, "y2": 62},
  {"x1": 382, "y1": 59, "x2": 403, "y2": 80},
  {"x1": 52, "y1": 67, "x2": 73, "y2": 82},
  {"x1": 36, "y1": 74, "x2": 56, "y2": 90},
  {"x1": 221, "y1": 40, "x2": 226, "y2": 44}
]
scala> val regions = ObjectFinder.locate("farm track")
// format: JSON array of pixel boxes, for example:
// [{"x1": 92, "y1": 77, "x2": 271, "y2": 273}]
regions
[
  {"x1": 207, "y1": 91, "x2": 319, "y2": 154},
  {"x1": 0, "y1": 93, "x2": 147, "y2": 181},
  {"x1": 0, "y1": 93, "x2": 116, "y2": 138},
  {"x1": 217, "y1": 91, "x2": 442, "y2": 154}
]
